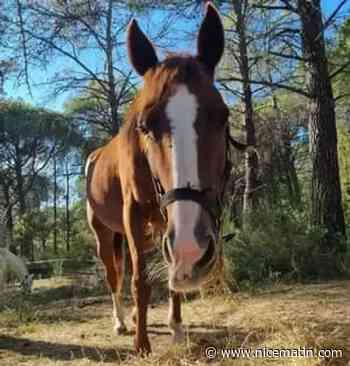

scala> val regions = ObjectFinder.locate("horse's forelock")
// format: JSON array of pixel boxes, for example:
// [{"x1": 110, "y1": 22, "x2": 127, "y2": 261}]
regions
[{"x1": 124, "y1": 56, "x2": 209, "y2": 128}]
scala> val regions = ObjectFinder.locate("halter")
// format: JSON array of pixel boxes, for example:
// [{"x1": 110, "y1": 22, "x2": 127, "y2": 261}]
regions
[
  {"x1": 151, "y1": 175, "x2": 222, "y2": 235},
  {"x1": 141, "y1": 122, "x2": 236, "y2": 238},
  {"x1": 150, "y1": 131, "x2": 234, "y2": 236}
]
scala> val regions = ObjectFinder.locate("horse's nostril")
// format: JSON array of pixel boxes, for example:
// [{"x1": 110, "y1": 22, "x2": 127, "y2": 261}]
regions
[{"x1": 195, "y1": 237, "x2": 216, "y2": 269}]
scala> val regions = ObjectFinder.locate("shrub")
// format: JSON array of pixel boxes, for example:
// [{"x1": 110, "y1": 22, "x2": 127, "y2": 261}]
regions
[{"x1": 222, "y1": 206, "x2": 349, "y2": 289}]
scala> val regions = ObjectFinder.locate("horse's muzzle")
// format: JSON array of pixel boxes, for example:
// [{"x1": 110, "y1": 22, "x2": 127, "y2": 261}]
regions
[{"x1": 163, "y1": 235, "x2": 218, "y2": 292}]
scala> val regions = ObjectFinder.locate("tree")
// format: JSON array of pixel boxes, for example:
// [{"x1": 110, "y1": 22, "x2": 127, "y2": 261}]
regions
[
  {"x1": 296, "y1": 0, "x2": 346, "y2": 251},
  {"x1": 331, "y1": 14, "x2": 350, "y2": 226},
  {"x1": 0, "y1": 100, "x2": 82, "y2": 256},
  {"x1": 1, "y1": 0, "x2": 137, "y2": 135},
  {"x1": 64, "y1": 79, "x2": 135, "y2": 143},
  {"x1": 0, "y1": 0, "x2": 186, "y2": 136},
  {"x1": 219, "y1": 0, "x2": 304, "y2": 217},
  {"x1": 221, "y1": 0, "x2": 347, "y2": 253},
  {"x1": 338, "y1": 127, "x2": 350, "y2": 224},
  {"x1": 230, "y1": 0, "x2": 259, "y2": 215},
  {"x1": 255, "y1": 92, "x2": 308, "y2": 208}
]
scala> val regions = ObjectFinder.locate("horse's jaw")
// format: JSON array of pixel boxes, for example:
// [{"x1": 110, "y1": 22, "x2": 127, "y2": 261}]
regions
[{"x1": 167, "y1": 254, "x2": 217, "y2": 293}]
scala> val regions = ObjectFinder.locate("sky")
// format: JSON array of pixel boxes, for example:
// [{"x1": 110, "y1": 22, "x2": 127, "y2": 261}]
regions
[
  {"x1": 4, "y1": 0, "x2": 350, "y2": 112},
  {"x1": 4, "y1": 5, "x2": 197, "y2": 111}
]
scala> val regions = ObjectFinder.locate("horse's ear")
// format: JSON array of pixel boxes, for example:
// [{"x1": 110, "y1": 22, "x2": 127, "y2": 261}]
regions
[
  {"x1": 127, "y1": 19, "x2": 159, "y2": 76},
  {"x1": 197, "y1": 3, "x2": 224, "y2": 76}
]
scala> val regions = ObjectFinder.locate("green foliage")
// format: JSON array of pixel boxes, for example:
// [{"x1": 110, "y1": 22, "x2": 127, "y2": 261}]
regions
[
  {"x1": 0, "y1": 100, "x2": 82, "y2": 150},
  {"x1": 13, "y1": 209, "x2": 53, "y2": 256},
  {"x1": 64, "y1": 79, "x2": 135, "y2": 146},
  {"x1": 51, "y1": 259, "x2": 64, "y2": 277},
  {"x1": 331, "y1": 17, "x2": 350, "y2": 102},
  {"x1": 126, "y1": 0, "x2": 147, "y2": 13},
  {"x1": 68, "y1": 200, "x2": 95, "y2": 259},
  {"x1": 223, "y1": 205, "x2": 349, "y2": 290},
  {"x1": 1, "y1": 294, "x2": 39, "y2": 325},
  {"x1": 13, "y1": 201, "x2": 95, "y2": 262},
  {"x1": 338, "y1": 127, "x2": 350, "y2": 226},
  {"x1": 64, "y1": 92, "x2": 109, "y2": 152}
]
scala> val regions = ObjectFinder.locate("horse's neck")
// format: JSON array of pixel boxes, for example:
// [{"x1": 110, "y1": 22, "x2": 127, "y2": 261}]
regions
[{"x1": 0, "y1": 248, "x2": 28, "y2": 280}]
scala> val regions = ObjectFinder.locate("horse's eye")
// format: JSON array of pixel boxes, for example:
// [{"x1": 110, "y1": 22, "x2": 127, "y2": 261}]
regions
[
  {"x1": 136, "y1": 113, "x2": 152, "y2": 135},
  {"x1": 136, "y1": 119, "x2": 148, "y2": 134},
  {"x1": 137, "y1": 105, "x2": 160, "y2": 135}
]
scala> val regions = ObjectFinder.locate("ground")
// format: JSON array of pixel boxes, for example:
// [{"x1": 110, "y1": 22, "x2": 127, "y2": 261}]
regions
[{"x1": 0, "y1": 276, "x2": 349, "y2": 366}]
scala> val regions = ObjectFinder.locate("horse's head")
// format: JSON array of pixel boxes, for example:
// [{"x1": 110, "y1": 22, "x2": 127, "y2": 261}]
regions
[
  {"x1": 127, "y1": 4, "x2": 228, "y2": 292},
  {"x1": 21, "y1": 274, "x2": 33, "y2": 294}
]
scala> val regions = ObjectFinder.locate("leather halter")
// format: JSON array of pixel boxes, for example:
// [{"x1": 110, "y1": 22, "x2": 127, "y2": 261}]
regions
[
  {"x1": 146, "y1": 130, "x2": 235, "y2": 236},
  {"x1": 151, "y1": 176, "x2": 222, "y2": 235}
]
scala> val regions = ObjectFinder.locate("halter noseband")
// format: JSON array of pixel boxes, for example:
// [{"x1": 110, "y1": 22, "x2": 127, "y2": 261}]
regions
[
  {"x1": 151, "y1": 176, "x2": 222, "y2": 235},
  {"x1": 145, "y1": 129, "x2": 234, "y2": 236}
]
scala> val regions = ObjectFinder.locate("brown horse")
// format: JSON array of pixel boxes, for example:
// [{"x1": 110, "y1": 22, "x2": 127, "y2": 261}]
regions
[{"x1": 86, "y1": 4, "x2": 230, "y2": 354}]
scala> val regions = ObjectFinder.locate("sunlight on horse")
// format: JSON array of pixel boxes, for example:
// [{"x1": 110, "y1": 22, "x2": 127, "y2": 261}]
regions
[{"x1": 86, "y1": 3, "x2": 230, "y2": 354}]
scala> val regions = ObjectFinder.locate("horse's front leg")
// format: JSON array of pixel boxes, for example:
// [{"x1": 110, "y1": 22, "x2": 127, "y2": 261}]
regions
[
  {"x1": 168, "y1": 290, "x2": 185, "y2": 343},
  {"x1": 123, "y1": 199, "x2": 151, "y2": 355}
]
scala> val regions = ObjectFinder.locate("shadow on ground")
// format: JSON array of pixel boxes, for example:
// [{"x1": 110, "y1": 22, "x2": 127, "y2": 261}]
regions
[
  {"x1": 0, "y1": 324, "x2": 262, "y2": 363},
  {"x1": 0, "y1": 334, "x2": 132, "y2": 363}
]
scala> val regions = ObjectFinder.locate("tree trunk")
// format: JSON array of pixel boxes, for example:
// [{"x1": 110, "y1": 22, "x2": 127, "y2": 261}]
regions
[
  {"x1": 65, "y1": 160, "x2": 70, "y2": 252},
  {"x1": 42, "y1": 238, "x2": 46, "y2": 252},
  {"x1": 53, "y1": 156, "x2": 58, "y2": 255},
  {"x1": 298, "y1": 0, "x2": 346, "y2": 250},
  {"x1": 106, "y1": 0, "x2": 119, "y2": 135},
  {"x1": 6, "y1": 206, "x2": 15, "y2": 252},
  {"x1": 232, "y1": 0, "x2": 259, "y2": 215},
  {"x1": 14, "y1": 151, "x2": 31, "y2": 258},
  {"x1": 1, "y1": 183, "x2": 15, "y2": 251}
]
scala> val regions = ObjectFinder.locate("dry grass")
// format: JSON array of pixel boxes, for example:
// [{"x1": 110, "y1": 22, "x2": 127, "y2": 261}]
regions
[{"x1": 0, "y1": 277, "x2": 349, "y2": 366}]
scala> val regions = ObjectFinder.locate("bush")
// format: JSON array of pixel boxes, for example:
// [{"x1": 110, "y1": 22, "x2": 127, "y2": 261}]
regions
[
  {"x1": 222, "y1": 206, "x2": 349, "y2": 289},
  {"x1": 50, "y1": 259, "x2": 64, "y2": 277}
]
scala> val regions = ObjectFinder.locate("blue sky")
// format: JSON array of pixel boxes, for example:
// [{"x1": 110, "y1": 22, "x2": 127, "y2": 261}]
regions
[
  {"x1": 4, "y1": 0, "x2": 350, "y2": 112},
  {"x1": 5, "y1": 6, "x2": 197, "y2": 111}
]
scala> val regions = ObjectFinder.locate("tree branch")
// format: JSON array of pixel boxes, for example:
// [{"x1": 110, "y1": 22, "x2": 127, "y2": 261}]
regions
[
  {"x1": 330, "y1": 59, "x2": 350, "y2": 79},
  {"x1": 322, "y1": 0, "x2": 349, "y2": 33},
  {"x1": 269, "y1": 51, "x2": 306, "y2": 62},
  {"x1": 19, "y1": 27, "x2": 108, "y2": 94},
  {"x1": 219, "y1": 76, "x2": 311, "y2": 98},
  {"x1": 279, "y1": 0, "x2": 298, "y2": 13},
  {"x1": 334, "y1": 92, "x2": 350, "y2": 102},
  {"x1": 252, "y1": 4, "x2": 290, "y2": 11},
  {"x1": 16, "y1": 0, "x2": 32, "y2": 97}
]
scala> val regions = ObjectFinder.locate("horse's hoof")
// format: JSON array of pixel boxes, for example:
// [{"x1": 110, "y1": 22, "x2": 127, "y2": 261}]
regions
[{"x1": 114, "y1": 324, "x2": 128, "y2": 335}]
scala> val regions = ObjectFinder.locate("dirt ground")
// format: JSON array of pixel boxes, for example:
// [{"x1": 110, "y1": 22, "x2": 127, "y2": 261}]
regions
[{"x1": 0, "y1": 277, "x2": 349, "y2": 366}]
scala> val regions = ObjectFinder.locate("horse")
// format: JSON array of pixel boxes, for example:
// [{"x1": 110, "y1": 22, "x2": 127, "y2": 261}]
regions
[
  {"x1": 0, "y1": 247, "x2": 33, "y2": 294},
  {"x1": 86, "y1": 3, "x2": 232, "y2": 354}
]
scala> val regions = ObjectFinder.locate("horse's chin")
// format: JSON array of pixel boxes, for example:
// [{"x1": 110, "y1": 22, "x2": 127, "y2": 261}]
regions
[{"x1": 168, "y1": 256, "x2": 217, "y2": 293}]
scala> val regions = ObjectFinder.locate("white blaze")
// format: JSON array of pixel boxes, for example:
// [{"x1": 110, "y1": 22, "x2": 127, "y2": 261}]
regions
[
  {"x1": 166, "y1": 84, "x2": 201, "y2": 275},
  {"x1": 166, "y1": 85, "x2": 199, "y2": 189}
]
